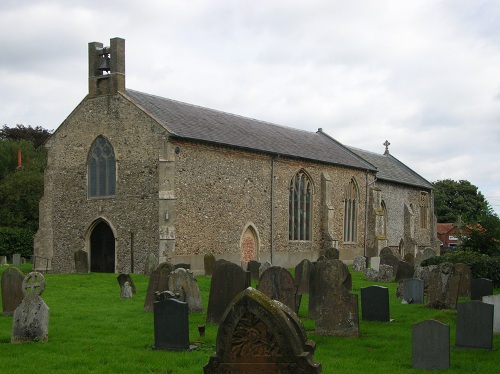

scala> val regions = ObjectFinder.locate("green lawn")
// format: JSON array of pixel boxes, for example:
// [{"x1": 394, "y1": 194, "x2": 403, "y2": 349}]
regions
[{"x1": 0, "y1": 263, "x2": 498, "y2": 373}]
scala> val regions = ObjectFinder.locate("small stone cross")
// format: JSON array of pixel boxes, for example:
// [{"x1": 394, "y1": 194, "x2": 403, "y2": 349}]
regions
[
  {"x1": 383, "y1": 140, "x2": 390, "y2": 155},
  {"x1": 22, "y1": 271, "x2": 46, "y2": 296}
]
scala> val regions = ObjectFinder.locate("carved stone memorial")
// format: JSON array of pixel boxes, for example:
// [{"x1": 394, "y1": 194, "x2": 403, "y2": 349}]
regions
[
  {"x1": 257, "y1": 266, "x2": 297, "y2": 312},
  {"x1": 1, "y1": 267, "x2": 25, "y2": 316},
  {"x1": 455, "y1": 263, "x2": 471, "y2": 298},
  {"x1": 294, "y1": 258, "x2": 312, "y2": 295},
  {"x1": 117, "y1": 273, "x2": 137, "y2": 294},
  {"x1": 352, "y1": 256, "x2": 367, "y2": 272},
  {"x1": 203, "y1": 287, "x2": 322, "y2": 373},
  {"x1": 167, "y1": 267, "x2": 203, "y2": 313},
  {"x1": 427, "y1": 263, "x2": 460, "y2": 309},
  {"x1": 144, "y1": 262, "x2": 176, "y2": 312}
]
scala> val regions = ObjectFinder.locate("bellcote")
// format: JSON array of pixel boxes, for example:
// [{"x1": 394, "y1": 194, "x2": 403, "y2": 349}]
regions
[{"x1": 88, "y1": 37, "x2": 125, "y2": 97}]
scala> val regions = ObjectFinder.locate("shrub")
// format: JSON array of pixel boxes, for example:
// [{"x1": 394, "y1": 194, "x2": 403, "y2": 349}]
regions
[
  {"x1": 422, "y1": 250, "x2": 500, "y2": 286},
  {"x1": 0, "y1": 226, "x2": 34, "y2": 259}
]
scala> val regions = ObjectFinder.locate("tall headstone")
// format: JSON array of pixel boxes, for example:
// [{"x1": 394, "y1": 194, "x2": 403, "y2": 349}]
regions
[
  {"x1": 117, "y1": 273, "x2": 137, "y2": 294},
  {"x1": 259, "y1": 260, "x2": 272, "y2": 278},
  {"x1": 377, "y1": 264, "x2": 393, "y2": 283},
  {"x1": 204, "y1": 253, "x2": 216, "y2": 277},
  {"x1": 427, "y1": 263, "x2": 460, "y2": 309},
  {"x1": 379, "y1": 247, "x2": 393, "y2": 256},
  {"x1": 352, "y1": 256, "x2": 367, "y2": 272},
  {"x1": 144, "y1": 262, "x2": 176, "y2": 312},
  {"x1": 395, "y1": 261, "x2": 414, "y2": 282},
  {"x1": 455, "y1": 301, "x2": 494, "y2": 349},
  {"x1": 294, "y1": 258, "x2": 312, "y2": 295},
  {"x1": 470, "y1": 278, "x2": 494, "y2": 301},
  {"x1": 12, "y1": 253, "x2": 21, "y2": 266},
  {"x1": 312, "y1": 260, "x2": 359, "y2": 337},
  {"x1": 206, "y1": 259, "x2": 249, "y2": 324},
  {"x1": 1, "y1": 267, "x2": 25, "y2": 316},
  {"x1": 370, "y1": 257, "x2": 380, "y2": 271},
  {"x1": 413, "y1": 265, "x2": 436, "y2": 289},
  {"x1": 0, "y1": 255, "x2": 7, "y2": 265},
  {"x1": 482, "y1": 294, "x2": 500, "y2": 334},
  {"x1": 324, "y1": 246, "x2": 339, "y2": 260},
  {"x1": 403, "y1": 278, "x2": 424, "y2": 304},
  {"x1": 11, "y1": 271, "x2": 49, "y2": 343},
  {"x1": 246, "y1": 260, "x2": 261, "y2": 280},
  {"x1": 412, "y1": 320, "x2": 450, "y2": 370},
  {"x1": 120, "y1": 281, "x2": 133, "y2": 298},
  {"x1": 361, "y1": 286, "x2": 390, "y2": 322},
  {"x1": 204, "y1": 287, "x2": 322, "y2": 373},
  {"x1": 144, "y1": 252, "x2": 158, "y2": 276},
  {"x1": 153, "y1": 291, "x2": 195, "y2": 351},
  {"x1": 454, "y1": 263, "x2": 471, "y2": 298},
  {"x1": 74, "y1": 250, "x2": 89, "y2": 273},
  {"x1": 380, "y1": 252, "x2": 399, "y2": 277},
  {"x1": 257, "y1": 266, "x2": 297, "y2": 312},
  {"x1": 167, "y1": 267, "x2": 203, "y2": 313},
  {"x1": 403, "y1": 252, "x2": 415, "y2": 267}
]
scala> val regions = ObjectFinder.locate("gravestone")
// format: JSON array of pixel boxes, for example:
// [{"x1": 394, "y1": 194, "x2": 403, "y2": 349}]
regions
[
  {"x1": 294, "y1": 258, "x2": 312, "y2": 295},
  {"x1": 117, "y1": 273, "x2": 137, "y2": 294},
  {"x1": 311, "y1": 260, "x2": 359, "y2": 337},
  {"x1": 1, "y1": 267, "x2": 25, "y2": 316},
  {"x1": 259, "y1": 260, "x2": 272, "y2": 278},
  {"x1": 144, "y1": 252, "x2": 158, "y2": 276},
  {"x1": 174, "y1": 263, "x2": 190, "y2": 270},
  {"x1": 403, "y1": 252, "x2": 415, "y2": 267},
  {"x1": 380, "y1": 252, "x2": 399, "y2": 277},
  {"x1": 204, "y1": 253, "x2": 216, "y2": 276},
  {"x1": 361, "y1": 286, "x2": 390, "y2": 322},
  {"x1": 203, "y1": 287, "x2": 322, "y2": 373},
  {"x1": 120, "y1": 281, "x2": 133, "y2": 298},
  {"x1": 206, "y1": 259, "x2": 249, "y2": 324},
  {"x1": 365, "y1": 268, "x2": 379, "y2": 282},
  {"x1": 412, "y1": 320, "x2": 450, "y2": 370},
  {"x1": 167, "y1": 267, "x2": 203, "y2": 313},
  {"x1": 144, "y1": 262, "x2": 176, "y2": 312},
  {"x1": 454, "y1": 263, "x2": 471, "y2": 298},
  {"x1": 455, "y1": 301, "x2": 494, "y2": 349},
  {"x1": 482, "y1": 295, "x2": 500, "y2": 334},
  {"x1": 12, "y1": 271, "x2": 50, "y2": 343},
  {"x1": 153, "y1": 291, "x2": 196, "y2": 350},
  {"x1": 403, "y1": 278, "x2": 424, "y2": 304},
  {"x1": 257, "y1": 266, "x2": 297, "y2": 312},
  {"x1": 377, "y1": 264, "x2": 393, "y2": 282},
  {"x1": 427, "y1": 263, "x2": 460, "y2": 309},
  {"x1": 470, "y1": 278, "x2": 493, "y2": 301},
  {"x1": 0, "y1": 255, "x2": 8, "y2": 265},
  {"x1": 12, "y1": 253, "x2": 21, "y2": 266},
  {"x1": 352, "y1": 256, "x2": 367, "y2": 272},
  {"x1": 74, "y1": 250, "x2": 89, "y2": 273},
  {"x1": 395, "y1": 261, "x2": 414, "y2": 282},
  {"x1": 413, "y1": 265, "x2": 436, "y2": 289},
  {"x1": 379, "y1": 247, "x2": 393, "y2": 256},
  {"x1": 416, "y1": 247, "x2": 435, "y2": 266},
  {"x1": 246, "y1": 260, "x2": 261, "y2": 280},
  {"x1": 370, "y1": 257, "x2": 380, "y2": 271},
  {"x1": 324, "y1": 246, "x2": 339, "y2": 260}
]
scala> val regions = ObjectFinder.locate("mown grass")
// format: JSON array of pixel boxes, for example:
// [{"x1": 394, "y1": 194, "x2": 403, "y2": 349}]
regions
[{"x1": 0, "y1": 263, "x2": 499, "y2": 373}]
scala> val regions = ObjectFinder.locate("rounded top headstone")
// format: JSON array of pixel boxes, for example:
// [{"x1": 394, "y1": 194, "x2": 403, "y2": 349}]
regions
[{"x1": 22, "y1": 271, "x2": 46, "y2": 296}]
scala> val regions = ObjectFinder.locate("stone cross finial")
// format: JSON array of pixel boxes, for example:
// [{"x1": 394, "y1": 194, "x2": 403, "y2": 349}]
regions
[{"x1": 383, "y1": 140, "x2": 390, "y2": 155}]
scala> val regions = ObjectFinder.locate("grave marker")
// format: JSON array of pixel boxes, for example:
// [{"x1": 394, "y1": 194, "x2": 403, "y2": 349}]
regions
[
  {"x1": 74, "y1": 250, "x2": 89, "y2": 273},
  {"x1": 361, "y1": 285, "x2": 390, "y2": 322},
  {"x1": 455, "y1": 301, "x2": 494, "y2": 349},
  {"x1": 1, "y1": 267, "x2": 25, "y2": 316},
  {"x1": 412, "y1": 320, "x2": 450, "y2": 370},
  {"x1": 294, "y1": 258, "x2": 312, "y2": 295},
  {"x1": 482, "y1": 294, "x2": 500, "y2": 334},
  {"x1": 403, "y1": 278, "x2": 424, "y2": 304},
  {"x1": 427, "y1": 263, "x2": 460, "y2": 309},
  {"x1": 246, "y1": 260, "x2": 261, "y2": 280},
  {"x1": 470, "y1": 278, "x2": 493, "y2": 301},
  {"x1": 257, "y1": 266, "x2": 297, "y2": 312},
  {"x1": 204, "y1": 253, "x2": 216, "y2": 276},
  {"x1": 455, "y1": 263, "x2": 471, "y2": 298},
  {"x1": 117, "y1": 273, "x2": 137, "y2": 294},
  {"x1": 144, "y1": 262, "x2": 176, "y2": 312},
  {"x1": 167, "y1": 267, "x2": 203, "y2": 313},
  {"x1": 352, "y1": 256, "x2": 367, "y2": 272}
]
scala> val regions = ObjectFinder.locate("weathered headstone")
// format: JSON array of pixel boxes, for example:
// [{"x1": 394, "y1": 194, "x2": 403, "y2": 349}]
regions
[
  {"x1": 324, "y1": 246, "x2": 339, "y2": 260},
  {"x1": 361, "y1": 285, "x2": 390, "y2": 322},
  {"x1": 470, "y1": 278, "x2": 494, "y2": 301},
  {"x1": 427, "y1": 263, "x2": 460, "y2": 309},
  {"x1": 246, "y1": 260, "x2": 261, "y2": 280},
  {"x1": 412, "y1": 320, "x2": 450, "y2": 370},
  {"x1": 377, "y1": 264, "x2": 393, "y2": 282},
  {"x1": 167, "y1": 267, "x2": 203, "y2": 313},
  {"x1": 379, "y1": 247, "x2": 393, "y2": 256},
  {"x1": 120, "y1": 281, "x2": 133, "y2": 298},
  {"x1": 370, "y1": 257, "x2": 380, "y2": 271},
  {"x1": 206, "y1": 259, "x2": 249, "y2": 324},
  {"x1": 144, "y1": 252, "x2": 158, "y2": 276},
  {"x1": 12, "y1": 253, "x2": 21, "y2": 266},
  {"x1": 257, "y1": 266, "x2": 297, "y2": 312},
  {"x1": 74, "y1": 250, "x2": 89, "y2": 273},
  {"x1": 352, "y1": 256, "x2": 367, "y2": 272},
  {"x1": 0, "y1": 255, "x2": 7, "y2": 265},
  {"x1": 294, "y1": 258, "x2": 312, "y2": 295},
  {"x1": 258, "y1": 260, "x2": 272, "y2": 278},
  {"x1": 311, "y1": 260, "x2": 359, "y2": 337},
  {"x1": 455, "y1": 301, "x2": 494, "y2": 349},
  {"x1": 12, "y1": 271, "x2": 49, "y2": 343},
  {"x1": 1, "y1": 267, "x2": 25, "y2": 316},
  {"x1": 395, "y1": 261, "x2": 414, "y2": 282},
  {"x1": 403, "y1": 252, "x2": 415, "y2": 267},
  {"x1": 174, "y1": 263, "x2": 190, "y2": 270},
  {"x1": 204, "y1": 253, "x2": 216, "y2": 277},
  {"x1": 454, "y1": 263, "x2": 471, "y2": 298},
  {"x1": 365, "y1": 268, "x2": 379, "y2": 282},
  {"x1": 403, "y1": 278, "x2": 424, "y2": 304},
  {"x1": 380, "y1": 252, "x2": 399, "y2": 277},
  {"x1": 203, "y1": 287, "x2": 322, "y2": 373},
  {"x1": 413, "y1": 265, "x2": 436, "y2": 289},
  {"x1": 482, "y1": 294, "x2": 500, "y2": 334},
  {"x1": 117, "y1": 273, "x2": 137, "y2": 294},
  {"x1": 144, "y1": 262, "x2": 176, "y2": 312},
  {"x1": 153, "y1": 291, "x2": 196, "y2": 351},
  {"x1": 415, "y1": 247, "x2": 436, "y2": 266}
]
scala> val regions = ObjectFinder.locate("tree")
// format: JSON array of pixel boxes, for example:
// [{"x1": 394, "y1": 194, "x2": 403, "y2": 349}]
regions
[
  {"x1": 1, "y1": 124, "x2": 52, "y2": 148},
  {"x1": 460, "y1": 212, "x2": 500, "y2": 256},
  {"x1": 433, "y1": 179, "x2": 490, "y2": 224}
]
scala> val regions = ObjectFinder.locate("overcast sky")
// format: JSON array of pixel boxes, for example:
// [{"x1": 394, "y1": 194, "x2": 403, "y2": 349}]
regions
[{"x1": 1, "y1": 0, "x2": 500, "y2": 215}]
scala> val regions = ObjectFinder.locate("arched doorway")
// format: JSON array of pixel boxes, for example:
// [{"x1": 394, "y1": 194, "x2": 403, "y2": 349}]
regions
[
  {"x1": 240, "y1": 225, "x2": 259, "y2": 264},
  {"x1": 90, "y1": 221, "x2": 115, "y2": 273}
]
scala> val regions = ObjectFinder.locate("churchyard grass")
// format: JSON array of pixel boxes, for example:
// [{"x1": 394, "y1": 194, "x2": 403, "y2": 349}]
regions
[{"x1": 0, "y1": 263, "x2": 498, "y2": 373}]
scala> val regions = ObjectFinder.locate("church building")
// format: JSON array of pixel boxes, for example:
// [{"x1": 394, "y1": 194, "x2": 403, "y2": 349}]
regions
[{"x1": 34, "y1": 38, "x2": 438, "y2": 274}]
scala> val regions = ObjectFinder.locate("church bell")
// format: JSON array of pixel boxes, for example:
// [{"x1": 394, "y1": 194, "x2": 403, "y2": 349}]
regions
[{"x1": 98, "y1": 50, "x2": 110, "y2": 73}]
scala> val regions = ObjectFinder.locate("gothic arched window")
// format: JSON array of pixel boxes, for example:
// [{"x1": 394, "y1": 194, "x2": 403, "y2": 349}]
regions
[
  {"x1": 88, "y1": 135, "x2": 116, "y2": 198},
  {"x1": 289, "y1": 170, "x2": 313, "y2": 241},
  {"x1": 344, "y1": 178, "x2": 359, "y2": 243}
]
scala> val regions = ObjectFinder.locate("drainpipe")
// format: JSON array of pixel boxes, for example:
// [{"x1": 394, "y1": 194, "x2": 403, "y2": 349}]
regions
[{"x1": 270, "y1": 156, "x2": 275, "y2": 264}]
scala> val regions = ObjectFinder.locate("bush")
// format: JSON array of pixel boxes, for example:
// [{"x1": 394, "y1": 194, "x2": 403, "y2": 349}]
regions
[
  {"x1": 422, "y1": 250, "x2": 500, "y2": 286},
  {"x1": 0, "y1": 226, "x2": 34, "y2": 259}
]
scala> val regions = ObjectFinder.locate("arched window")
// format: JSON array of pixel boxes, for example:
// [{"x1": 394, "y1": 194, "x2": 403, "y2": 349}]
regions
[
  {"x1": 88, "y1": 136, "x2": 116, "y2": 198},
  {"x1": 344, "y1": 178, "x2": 359, "y2": 243},
  {"x1": 289, "y1": 170, "x2": 313, "y2": 241},
  {"x1": 419, "y1": 192, "x2": 429, "y2": 229}
]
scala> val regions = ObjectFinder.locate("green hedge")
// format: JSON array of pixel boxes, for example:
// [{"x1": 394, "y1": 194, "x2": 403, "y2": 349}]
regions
[
  {"x1": 422, "y1": 250, "x2": 500, "y2": 286},
  {"x1": 0, "y1": 226, "x2": 34, "y2": 259}
]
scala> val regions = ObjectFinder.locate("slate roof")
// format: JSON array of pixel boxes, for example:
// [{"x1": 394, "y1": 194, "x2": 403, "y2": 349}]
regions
[
  {"x1": 347, "y1": 147, "x2": 433, "y2": 189},
  {"x1": 125, "y1": 89, "x2": 375, "y2": 171}
]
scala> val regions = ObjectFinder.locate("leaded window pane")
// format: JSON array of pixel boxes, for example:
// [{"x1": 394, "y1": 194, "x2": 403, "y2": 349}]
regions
[{"x1": 88, "y1": 136, "x2": 116, "y2": 198}]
